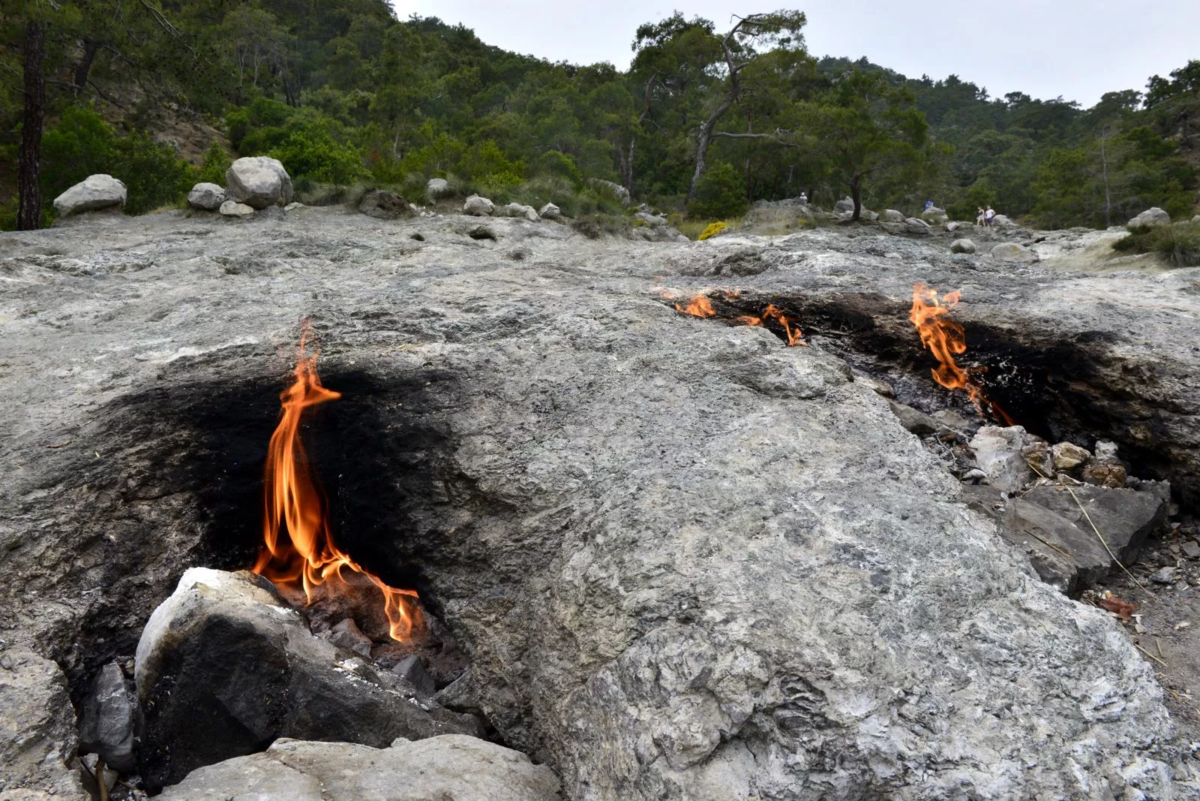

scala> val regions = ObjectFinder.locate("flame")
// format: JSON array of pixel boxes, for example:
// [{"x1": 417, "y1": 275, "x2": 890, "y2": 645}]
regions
[
  {"x1": 909, "y1": 284, "x2": 1012, "y2": 424},
  {"x1": 674, "y1": 294, "x2": 717, "y2": 318},
  {"x1": 253, "y1": 325, "x2": 419, "y2": 641}
]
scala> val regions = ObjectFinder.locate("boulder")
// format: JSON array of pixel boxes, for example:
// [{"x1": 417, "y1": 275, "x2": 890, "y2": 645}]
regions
[
  {"x1": 1129, "y1": 207, "x2": 1171, "y2": 228},
  {"x1": 589, "y1": 178, "x2": 631, "y2": 206},
  {"x1": 158, "y1": 736, "x2": 561, "y2": 801},
  {"x1": 426, "y1": 177, "x2": 451, "y2": 203},
  {"x1": 464, "y1": 194, "x2": 495, "y2": 216},
  {"x1": 78, "y1": 662, "x2": 137, "y2": 773},
  {"x1": 187, "y1": 183, "x2": 225, "y2": 211},
  {"x1": 991, "y1": 242, "x2": 1039, "y2": 263},
  {"x1": 880, "y1": 209, "x2": 904, "y2": 222},
  {"x1": 945, "y1": 221, "x2": 963, "y2": 232},
  {"x1": 969, "y1": 425, "x2": 1036, "y2": 492},
  {"x1": 539, "y1": 202, "x2": 562, "y2": 220},
  {"x1": 53, "y1": 174, "x2": 127, "y2": 218},
  {"x1": 0, "y1": 649, "x2": 89, "y2": 800},
  {"x1": 860, "y1": 209, "x2": 879, "y2": 222},
  {"x1": 921, "y1": 206, "x2": 948, "y2": 223},
  {"x1": 225, "y1": 156, "x2": 293, "y2": 209},
  {"x1": 833, "y1": 196, "x2": 855, "y2": 214},
  {"x1": 634, "y1": 211, "x2": 667, "y2": 227},
  {"x1": 135, "y1": 568, "x2": 480, "y2": 791},
  {"x1": 358, "y1": 189, "x2": 413, "y2": 221},
  {"x1": 903, "y1": 217, "x2": 933, "y2": 236},
  {"x1": 991, "y1": 213, "x2": 1018, "y2": 230},
  {"x1": 503, "y1": 202, "x2": 540, "y2": 222},
  {"x1": 218, "y1": 200, "x2": 255, "y2": 218},
  {"x1": 950, "y1": 238, "x2": 977, "y2": 254}
]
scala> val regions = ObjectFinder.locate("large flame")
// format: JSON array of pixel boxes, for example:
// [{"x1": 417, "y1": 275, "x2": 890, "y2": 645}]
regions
[
  {"x1": 253, "y1": 326, "x2": 419, "y2": 641},
  {"x1": 909, "y1": 284, "x2": 1012, "y2": 424}
]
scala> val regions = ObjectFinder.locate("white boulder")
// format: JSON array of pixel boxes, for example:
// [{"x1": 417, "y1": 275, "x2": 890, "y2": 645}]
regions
[
  {"x1": 991, "y1": 243, "x2": 1039, "y2": 263},
  {"x1": 219, "y1": 200, "x2": 255, "y2": 218},
  {"x1": 903, "y1": 217, "x2": 933, "y2": 236},
  {"x1": 187, "y1": 183, "x2": 225, "y2": 211},
  {"x1": 951, "y1": 239, "x2": 977, "y2": 254},
  {"x1": 225, "y1": 157, "x2": 293, "y2": 209},
  {"x1": 881, "y1": 209, "x2": 904, "y2": 222},
  {"x1": 539, "y1": 202, "x2": 562, "y2": 220},
  {"x1": 426, "y1": 178, "x2": 451, "y2": 203},
  {"x1": 991, "y1": 214, "x2": 1018, "y2": 230},
  {"x1": 53, "y1": 174, "x2": 127, "y2": 218},
  {"x1": 464, "y1": 195, "x2": 495, "y2": 216},
  {"x1": 503, "y1": 202, "x2": 539, "y2": 222},
  {"x1": 1128, "y1": 207, "x2": 1171, "y2": 228}
]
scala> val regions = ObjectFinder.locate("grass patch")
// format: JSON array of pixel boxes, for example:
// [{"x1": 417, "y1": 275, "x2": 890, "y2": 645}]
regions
[{"x1": 1113, "y1": 221, "x2": 1200, "y2": 267}]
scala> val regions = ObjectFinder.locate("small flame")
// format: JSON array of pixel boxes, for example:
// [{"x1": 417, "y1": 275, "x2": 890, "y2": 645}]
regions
[
  {"x1": 909, "y1": 284, "x2": 1012, "y2": 424},
  {"x1": 674, "y1": 294, "x2": 717, "y2": 318},
  {"x1": 253, "y1": 324, "x2": 420, "y2": 641}
]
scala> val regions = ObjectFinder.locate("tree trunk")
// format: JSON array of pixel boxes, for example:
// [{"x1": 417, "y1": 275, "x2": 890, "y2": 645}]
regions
[
  {"x1": 1100, "y1": 133, "x2": 1112, "y2": 228},
  {"x1": 849, "y1": 173, "x2": 862, "y2": 223},
  {"x1": 74, "y1": 39, "x2": 101, "y2": 90},
  {"x1": 18, "y1": 21, "x2": 47, "y2": 232}
]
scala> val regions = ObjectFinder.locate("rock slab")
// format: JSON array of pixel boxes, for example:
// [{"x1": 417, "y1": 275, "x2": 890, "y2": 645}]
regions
[
  {"x1": 53, "y1": 174, "x2": 127, "y2": 218},
  {"x1": 78, "y1": 662, "x2": 137, "y2": 773},
  {"x1": 158, "y1": 735, "x2": 561, "y2": 801},
  {"x1": 134, "y1": 568, "x2": 479, "y2": 791},
  {"x1": 187, "y1": 183, "x2": 225, "y2": 211}
]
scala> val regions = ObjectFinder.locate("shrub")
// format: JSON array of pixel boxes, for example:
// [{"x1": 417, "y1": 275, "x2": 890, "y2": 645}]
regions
[
  {"x1": 698, "y1": 221, "x2": 728, "y2": 241},
  {"x1": 1112, "y1": 221, "x2": 1200, "y2": 267},
  {"x1": 270, "y1": 126, "x2": 365, "y2": 185},
  {"x1": 196, "y1": 141, "x2": 232, "y2": 186},
  {"x1": 688, "y1": 163, "x2": 748, "y2": 219},
  {"x1": 536, "y1": 150, "x2": 583, "y2": 186},
  {"x1": 572, "y1": 213, "x2": 631, "y2": 239}
]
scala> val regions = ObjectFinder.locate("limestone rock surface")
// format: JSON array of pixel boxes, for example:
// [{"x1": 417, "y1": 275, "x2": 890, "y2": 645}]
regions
[
  {"x1": 53, "y1": 174, "x2": 126, "y2": 218},
  {"x1": 1, "y1": 213, "x2": 1199, "y2": 800},
  {"x1": 991, "y1": 242, "x2": 1039, "y2": 263},
  {"x1": 158, "y1": 735, "x2": 561, "y2": 801}
]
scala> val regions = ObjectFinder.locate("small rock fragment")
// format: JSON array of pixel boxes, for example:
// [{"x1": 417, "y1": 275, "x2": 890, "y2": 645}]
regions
[
  {"x1": 1082, "y1": 462, "x2": 1127, "y2": 489},
  {"x1": 969, "y1": 425, "x2": 1036, "y2": 493},
  {"x1": 1051, "y1": 442, "x2": 1091, "y2": 471},
  {"x1": 329, "y1": 618, "x2": 374, "y2": 657},
  {"x1": 1149, "y1": 566, "x2": 1178, "y2": 585},
  {"x1": 888, "y1": 401, "x2": 939, "y2": 436},
  {"x1": 79, "y1": 662, "x2": 137, "y2": 773},
  {"x1": 392, "y1": 655, "x2": 437, "y2": 697},
  {"x1": 1181, "y1": 540, "x2": 1200, "y2": 559}
]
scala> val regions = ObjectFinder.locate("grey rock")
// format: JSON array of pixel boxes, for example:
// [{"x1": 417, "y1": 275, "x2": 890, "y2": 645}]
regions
[
  {"x1": 970, "y1": 425, "x2": 1036, "y2": 492},
  {"x1": 187, "y1": 183, "x2": 225, "y2": 211},
  {"x1": 53, "y1": 174, "x2": 127, "y2": 218},
  {"x1": 903, "y1": 217, "x2": 933, "y2": 236},
  {"x1": 218, "y1": 200, "x2": 255, "y2": 218},
  {"x1": 464, "y1": 194, "x2": 495, "y2": 216},
  {"x1": 503, "y1": 202, "x2": 540, "y2": 222},
  {"x1": 285, "y1": 201, "x2": 304, "y2": 211},
  {"x1": 2, "y1": 212, "x2": 1197, "y2": 799},
  {"x1": 158, "y1": 735, "x2": 561, "y2": 801},
  {"x1": 991, "y1": 242, "x2": 1039, "y2": 263},
  {"x1": 1001, "y1": 495, "x2": 1114, "y2": 592},
  {"x1": 1181, "y1": 540, "x2": 1200, "y2": 559},
  {"x1": 1129, "y1": 207, "x2": 1171, "y2": 228},
  {"x1": 950, "y1": 238, "x2": 977, "y2": 254},
  {"x1": 539, "y1": 202, "x2": 562, "y2": 220},
  {"x1": 634, "y1": 211, "x2": 667, "y2": 227},
  {"x1": 393, "y1": 655, "x2": 436, "y2": 697},
  {"x1": 0, "y1": 649, "x2": 89, "y2": 800},
  {"x1": 834, "y1": 196, "x2": 855, "y2": 213},
  {"x1": 888, "y1": 400, "x2": 939, "y2": 435},
  {"x1": 1150, "y1": 566, "x2": 1179, "y2": 585},
  {"x1": 328, "y1": 618, "x2": 373, "y2": 657},
  {"x1": 991, "y1": 213, "x2": 1018, "y2": 229},
  {"x1": 945, "y1": 221, "x2": 964, "y2": 232},
  {"x1": 135, "y1": 568, "x2": 479, "y2": 791},
  {"x1": 589, "y1": 178, "x2": 631, "y2": 206},
  {"x1": 921, "y1": 206, "x2": 948, "y2": 223},
  {"x1": 426, "y1": 177, "x2": 451, "y2": 202},
  {"x1": 225, "y1": 157, "x2": 293, "y2": 209},
  {"x1": 78, "y1": 662, "x2": 136, "y2": 773},
  {"x1": 880, "y1": 209, "x2": 904, "y2": 222},
  {"x1": 358, "y1": 189, "x2": 413, "y2": 221}
]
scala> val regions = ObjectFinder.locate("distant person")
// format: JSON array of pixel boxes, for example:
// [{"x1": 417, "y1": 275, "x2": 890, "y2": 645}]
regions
[
  {"x1": 985, "y1": 206, "x2": 996, "y2": 228},
  {"x1": 976, "y1": 207, "x2": 986, "y2": 226},
  {"x1": 925, "y1": 199, "x2": 935, "y2": 211},
  {"x1": 798, "y1": 192, "x2": 808, "y2": 205}
]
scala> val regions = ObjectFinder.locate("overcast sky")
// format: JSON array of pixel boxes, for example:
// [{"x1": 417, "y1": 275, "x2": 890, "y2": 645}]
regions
[{"x1": 388, "y1": 1, "x2": 1199, "y2": 108}]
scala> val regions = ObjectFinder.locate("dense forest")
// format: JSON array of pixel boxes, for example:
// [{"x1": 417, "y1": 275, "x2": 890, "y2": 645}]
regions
[{"x1": 2, "y1": 0, "x2": 1198, "y2": 230}]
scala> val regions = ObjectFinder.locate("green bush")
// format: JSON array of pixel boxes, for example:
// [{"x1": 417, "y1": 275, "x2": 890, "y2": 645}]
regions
[
  {"x1": 41, "y1": 106, "x2": 194, "y2": 215},
  {"x1": 196, "y1": 141, "x2": 232, "y2": 185},
  {"x1": 688, "y1": 163, "x2": 748, "y2": 219},
  {"x1": 1113, "y1": 221, "x2": 1200, "y2": 267}
]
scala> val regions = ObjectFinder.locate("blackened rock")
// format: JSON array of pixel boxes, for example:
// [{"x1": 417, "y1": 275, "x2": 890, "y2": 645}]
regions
[
  {"x1": 134, "y1": 569, "x2": 479, "y2": 791},
  {"x1": 393, "y1": 655, "x2": 436, "y2": 697},
  {"x1": 78, "y1": 662, "x2": 137, "y2": 773},
  {"x1": 1002, "y1": 496, "x2": 1113, "y2": 592},
  {"x1": 1024, "y1": 484, "x2": 1166, "y2": 567},
  {"x1": 328, "y1": 618, "x2": 372, "y2": 657}
]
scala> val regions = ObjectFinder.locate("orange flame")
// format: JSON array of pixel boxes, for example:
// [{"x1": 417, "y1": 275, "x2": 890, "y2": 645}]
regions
[
  {"x1": 909, "y1": 284, "x2": 1012, "y2": 424},
  {"x1": 674, "y1": 294, "x2": 717, "y2": 318},
  {"x1": 253, "y1": 325, "x2": 419, "y2": 641}
]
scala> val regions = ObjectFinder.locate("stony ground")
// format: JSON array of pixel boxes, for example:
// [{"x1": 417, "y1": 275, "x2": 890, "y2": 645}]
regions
[{"x1": 2, "y1": 207, "x2": 1199, "y2": 799}]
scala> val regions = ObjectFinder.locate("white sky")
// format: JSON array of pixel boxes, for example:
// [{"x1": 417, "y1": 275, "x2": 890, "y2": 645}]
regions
[{"x1": 388, "y1": 1, "x2": 1200, "y2": 108}]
